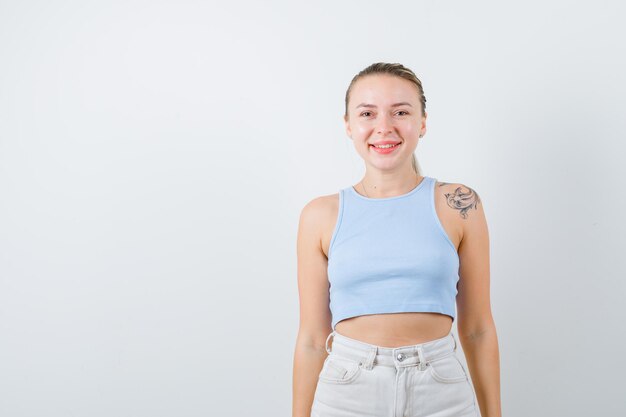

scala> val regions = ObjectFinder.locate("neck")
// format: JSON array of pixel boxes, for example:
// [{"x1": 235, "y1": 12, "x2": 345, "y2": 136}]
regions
[{"x1": 359, "y1": 172, "x2": 423, "y2": 199}]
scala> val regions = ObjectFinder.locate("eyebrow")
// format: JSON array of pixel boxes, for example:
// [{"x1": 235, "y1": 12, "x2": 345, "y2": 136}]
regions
[{"x1": 355, "y1": 102, "x2": 413, "y2": 109}]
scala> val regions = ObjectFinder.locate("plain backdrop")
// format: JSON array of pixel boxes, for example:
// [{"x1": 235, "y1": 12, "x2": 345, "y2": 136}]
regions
[{"x1": 1, "y1": 0, "x2": 625, "y2": 416}]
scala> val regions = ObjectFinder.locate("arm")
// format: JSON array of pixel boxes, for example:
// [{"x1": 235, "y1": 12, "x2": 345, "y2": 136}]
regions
[
  {"x1": 454, "y1": 184, "x2": 502, "y2": 417},
  {"x1": 292, "y1": 197, "x2": 334, "y2": 417}
]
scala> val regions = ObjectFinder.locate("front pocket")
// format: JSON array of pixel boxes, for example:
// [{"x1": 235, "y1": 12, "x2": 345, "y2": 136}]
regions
[
  {"x1": 318, "y1": 354, "x2": 362, "y2": 384},
  {"x1": 428, "y1": 354, "x2": 468, "y2": 383}
]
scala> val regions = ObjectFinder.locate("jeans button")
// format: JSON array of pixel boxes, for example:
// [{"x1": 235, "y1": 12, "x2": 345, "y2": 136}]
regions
[{"x1": 396, "y1": 353, "x2": 406, "y2": 361}]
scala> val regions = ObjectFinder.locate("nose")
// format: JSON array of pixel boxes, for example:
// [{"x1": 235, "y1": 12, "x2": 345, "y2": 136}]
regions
[{"x1": 377, "y1": 113, "x2": 394, "y2": 135}]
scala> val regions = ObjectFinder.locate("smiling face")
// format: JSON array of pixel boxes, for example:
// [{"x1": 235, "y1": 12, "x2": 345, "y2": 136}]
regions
[{"x1": 344, "y1": 74, "x2": 427, "y2": 172}]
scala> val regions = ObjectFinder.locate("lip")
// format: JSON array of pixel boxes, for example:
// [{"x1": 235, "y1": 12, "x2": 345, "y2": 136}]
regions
[
  {"x1": 369, "y1": 141, "x2": 401, "y2": 154},
  {"x1": 370, "y1": 140, "x2": 401, "y2": 146}
]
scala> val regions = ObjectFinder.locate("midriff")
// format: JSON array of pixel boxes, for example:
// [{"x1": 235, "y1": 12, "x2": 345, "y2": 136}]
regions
[{"x1": 332, "y1": 312, "x2": 453, "y2": 348}]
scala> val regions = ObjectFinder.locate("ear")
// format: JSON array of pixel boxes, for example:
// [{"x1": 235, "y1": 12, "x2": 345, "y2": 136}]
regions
[{"x1": 344, "y1": 115, "x2": 352, "y2": 139}]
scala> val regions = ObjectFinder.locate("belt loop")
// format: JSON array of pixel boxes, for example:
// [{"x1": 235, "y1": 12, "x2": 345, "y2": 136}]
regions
[
  {"x1": 363, "y1": 346, "x2": 377, "y2": 370},
  {"x1": 325, "y1": 330, "x2": 335, "y2": 354},
  {"x1": 416, "y1": 345, "x2": 426, "y2": 371},
  {"x1": 451, "y1": 331, "x2": 457, "y2": 351}
]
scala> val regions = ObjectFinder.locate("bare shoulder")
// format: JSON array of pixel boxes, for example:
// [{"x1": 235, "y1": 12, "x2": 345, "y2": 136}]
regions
[
  {"x1": 434, "y1": 179, "x2": 487, "y2": 245},
  {"x1": 434, "y1": 180, "x2": 483, "y2": 219},
  {"x1": 299, "y1": 193, "x2": 339, "y2": 258},
  {"x1": 299, "y1": 193, "x2": 339, "y2": 229}
]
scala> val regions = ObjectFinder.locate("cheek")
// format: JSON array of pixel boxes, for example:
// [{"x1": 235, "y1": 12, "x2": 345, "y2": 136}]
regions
[
  {"x1": 353, "y1": 123, "x2": 371, "y2": 135},
  {"x1": 403, "y1": 122, "x2": 419, "y2": 134}
]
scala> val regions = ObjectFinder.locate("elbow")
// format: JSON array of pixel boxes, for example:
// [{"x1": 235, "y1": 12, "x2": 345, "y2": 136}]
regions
[{"x1": 457, "y1": 314, "x2": 497, "y2": 343}]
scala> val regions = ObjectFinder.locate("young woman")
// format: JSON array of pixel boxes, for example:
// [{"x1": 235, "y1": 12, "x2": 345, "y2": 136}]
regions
[{"x1": 293, "y1": 62, "x2": 501, "y2": 417}]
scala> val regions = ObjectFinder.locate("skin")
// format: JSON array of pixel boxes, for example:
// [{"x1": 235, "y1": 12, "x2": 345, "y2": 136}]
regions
[{"x1": 294, "y1": 74, "x2": 501, "y2": 417}]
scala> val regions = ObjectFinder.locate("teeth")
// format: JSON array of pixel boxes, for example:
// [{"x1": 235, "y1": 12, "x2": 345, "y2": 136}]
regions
[{"x1": 373, "y1": 143, "x2": 399, "y2": 149}]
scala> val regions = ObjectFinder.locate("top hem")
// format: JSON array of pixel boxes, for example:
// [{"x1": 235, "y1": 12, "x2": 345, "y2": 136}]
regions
[{"x1": 332, "y1": 303, "x2": 456, "y2": 330}]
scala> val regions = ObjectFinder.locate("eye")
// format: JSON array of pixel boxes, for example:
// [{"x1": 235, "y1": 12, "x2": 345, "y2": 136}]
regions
[
  {"x1": 396, "y1": 110, "x2": 409, "y2": 116},
  {"x1": 360, "y1": 111, "x2": 373, "y2": 117}
]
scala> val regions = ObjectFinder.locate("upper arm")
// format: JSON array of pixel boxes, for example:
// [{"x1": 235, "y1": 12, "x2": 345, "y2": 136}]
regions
[
  {"x1": 295, "y1": 197, "x2": 334, "y2": 349},
  {"x1": 452, "y1": 183, "x2": 494, "y2": 340}
]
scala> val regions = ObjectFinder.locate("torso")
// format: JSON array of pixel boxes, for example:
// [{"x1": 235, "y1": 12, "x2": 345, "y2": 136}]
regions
[{"x1": 319, "y1": 179, "x2": 464, "y2": 348}]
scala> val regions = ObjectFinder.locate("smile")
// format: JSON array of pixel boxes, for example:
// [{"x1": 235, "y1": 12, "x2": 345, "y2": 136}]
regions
[{"x1": 370, "y1": 142, "x2": 401, "y2": 154}]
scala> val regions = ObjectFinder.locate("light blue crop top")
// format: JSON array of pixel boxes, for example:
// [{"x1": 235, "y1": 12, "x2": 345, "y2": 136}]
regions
[{"x1": 327, "y1": 176, "x2": 460, "y2": 331}]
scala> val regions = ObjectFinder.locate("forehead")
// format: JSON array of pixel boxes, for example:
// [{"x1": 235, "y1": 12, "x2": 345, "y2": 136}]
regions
[{"x1": 349, "y1": 74, "x2": 419, "y2": 107}]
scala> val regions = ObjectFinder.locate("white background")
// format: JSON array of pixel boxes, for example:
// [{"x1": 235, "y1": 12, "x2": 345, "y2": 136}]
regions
[{"x1": 1, "y1": 0, "x2": 625, "y2": 416}]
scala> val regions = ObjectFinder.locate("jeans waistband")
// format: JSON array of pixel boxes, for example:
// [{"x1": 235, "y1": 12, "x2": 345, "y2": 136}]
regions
[{"x1": 324, "y1": 330, "x2": 457, "y2": 370}]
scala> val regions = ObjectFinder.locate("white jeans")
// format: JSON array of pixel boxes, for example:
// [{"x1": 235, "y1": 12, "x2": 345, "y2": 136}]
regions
[{"x1": 311, "y1": 329, "x2": 479, "y2": 417}]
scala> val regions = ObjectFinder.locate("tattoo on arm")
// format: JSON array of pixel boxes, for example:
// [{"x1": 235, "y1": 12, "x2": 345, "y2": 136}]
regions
[{"x1": 438, "y1": 182, "x2": 481, "y2": 219}]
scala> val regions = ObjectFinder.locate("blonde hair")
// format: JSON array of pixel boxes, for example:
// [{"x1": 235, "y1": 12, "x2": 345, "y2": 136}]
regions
[{"x1": 344, "y1": 62, "x2": 427, "y2": 175}]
